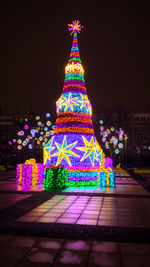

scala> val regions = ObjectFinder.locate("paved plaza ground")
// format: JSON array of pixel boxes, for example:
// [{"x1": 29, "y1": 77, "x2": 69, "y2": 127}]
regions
[{"x1": 0, "y1": 168, "x2": 150, "y2": 266}]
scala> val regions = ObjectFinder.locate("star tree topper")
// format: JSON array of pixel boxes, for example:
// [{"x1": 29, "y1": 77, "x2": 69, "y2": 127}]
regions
[{"x1": 68, "y1": 20, "x2": 83, "y2": 35}]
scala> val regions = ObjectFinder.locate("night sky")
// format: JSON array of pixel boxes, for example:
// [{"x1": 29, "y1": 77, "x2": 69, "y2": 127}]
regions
[{"x1": 1, "y1": 1, "x2": 150, "y2": 115}]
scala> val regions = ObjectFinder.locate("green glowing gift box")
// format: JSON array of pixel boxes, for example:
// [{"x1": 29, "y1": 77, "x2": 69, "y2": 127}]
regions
[{"x1": 44, "y1": 165, "x2": 68, "y2": 189}]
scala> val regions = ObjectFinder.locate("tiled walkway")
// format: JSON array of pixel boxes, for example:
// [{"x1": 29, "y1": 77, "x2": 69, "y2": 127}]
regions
[
  {"x1": 0, "y1": 168, "x2": 150, "y2": 266},
  {"x1": 17, "y1": 195, "x2": 150, "y2": 227}
]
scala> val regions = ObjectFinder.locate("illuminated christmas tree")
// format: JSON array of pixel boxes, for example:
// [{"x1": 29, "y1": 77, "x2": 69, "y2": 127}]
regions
[{"x1": 44, "y1": 20, "x2": 103, "y2": 186}]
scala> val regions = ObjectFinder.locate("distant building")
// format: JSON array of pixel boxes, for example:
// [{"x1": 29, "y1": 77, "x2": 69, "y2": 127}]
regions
[{"x1": 0, "y1": 115, "x2": 13, "y2": 166}]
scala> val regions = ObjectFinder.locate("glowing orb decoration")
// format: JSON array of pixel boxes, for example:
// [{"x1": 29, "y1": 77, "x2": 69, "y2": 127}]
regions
[
  {"x1": 113, "y1": 140, "x2": 118, "y2": 145},
  {"x1": 25, "y1": 118, "x2": 28, "y2": 121},
  {"x1": 44, "y1": 127, "x2": 48, "y2": 131},
  {"x1": 103, "y1": 132, "x2": 108, "y2": 137},
  {"x1": 52, "y1": 125, "x2": 55, "y2": 130},
  {"x1": 13, "y1": 139, "x2": 16, "y2": 143},
  {"x1": 99, "y1": 120, "x2": 103, "y2": 125},
  {"x1": 115, "y1": 149, "x2": 119, "y2": 154},
  {"x1": 8, "y1": 141, "x2": 12, "y2": 145},
  {"x1": 40, "y1": 131, "x2": 44, "y2": 135},
  {"x1": 17, "y1": 139, "x2": 22, "y2": 144},
  {"x1": 24, "y1": 124, "x2": 29, "y2": 130},
  {"x1": 17, "y1": 145, "x2": 22, "y2": 150},
  {"x1": 30, "y1": 129, "x2": 36, "y2": 137},
  {"x1": 119, "y1": 136, "x2": 123, "y2": 141},
  {"x1": 68, "y1": 19, "x2": 83, "y2": 35},
  {"x1": 118, "y1": 143, "x2": 124, "y2": 149},
  {"x1": 39, "y1": 136, "x2": 43, "y2": 141},
  {"x1": 100, "y1": 129, "x2": 104, "y2": 135},
  {"x1": 106, "y1": 129, "x2": 110, "y2": 134},
  {"x1": 46, "y1": 121, "x2": 51, "y2": 126},
  {"x1": 100, "y1": 126, "x2": 104, "y2": 130},
  {"x1": 46, "y1": 113, "x2": 51, "y2": 118},
  {"x1": 110, "y1": 127, "x2": 115, "y2": 131},
  {"x1": 22, "y1": 141, "x2": 27, "y2": 146},
  {"x1": 36, "y1": 116, "x2": 40, "y2": 120},
  {"x1": 118, "y1": 130, "x2": 124, "y2": 135},
  {"x1": 20, "y1": 131, "x2": 24, "y2": 136},
  {"x1": 46, "y1": 132, "x2": 51, "y2": 137},
  {"x1": 102, "y1": 137, "x2": 106, "y2": 142},
  {"x1": 37, "y1": 121, "x2": 42, "y2": 126},
  {"x1": 29, "y1": 144, "x2": 33, "y2": 149}
]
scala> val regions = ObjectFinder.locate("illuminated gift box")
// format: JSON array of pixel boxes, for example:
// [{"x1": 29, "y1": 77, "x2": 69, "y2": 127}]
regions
[
  {"x1": 100, "y1": 169, "x2": 115, "y2": 188},
  {"x1": 105, "y1": 157, "x2": 113, "y2": 170},
  {"x1": 16, "y1": 158, "x2": 45, "y2": 185},
  {"x1": 44, "y1": 165, "x2": 68, "y2": 189}
]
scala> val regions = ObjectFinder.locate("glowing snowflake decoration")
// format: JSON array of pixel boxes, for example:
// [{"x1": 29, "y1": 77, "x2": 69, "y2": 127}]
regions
[
  {"x1": 44, "y1": 136, "x2": 55, "y2": 165},
  {"x1": 62, "y1": 93, "x2": 79, "y2": 111},
  {"x1": 77, "y1": 94, "x2": 89, "y2": 110},
  {"x1": 56, "y1": 95, "x2": 64, "y2": 113},
  {"x1": 76, "y1": 136, "x2": 99, "y2": 166},
  {"x1": 68, "y1": 20, "x2": 83, "y2": 35},
  {"x1": 51, "y1": 136, "x2": 79, "y2": 166}
]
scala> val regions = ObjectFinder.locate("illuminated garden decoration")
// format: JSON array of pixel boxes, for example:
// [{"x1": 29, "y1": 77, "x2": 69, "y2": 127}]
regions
[
  {"x1": 99, "y1": 121, "x2": 127, "y2": 159},
  {"x1": 8, "y1": 113, "x2": 54, "y2": 161},
  {"x1": 44, "y1": 20, "x2": 111, "y2": 187}
]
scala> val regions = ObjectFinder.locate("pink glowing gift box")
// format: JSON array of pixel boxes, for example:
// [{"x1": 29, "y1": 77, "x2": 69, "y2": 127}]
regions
[
  {"x1": 105, "y1": 157, "x2": 113, "y2": 170},
  {"x1": 16, "y1": 158, "x2": 45, "y2": 185}
]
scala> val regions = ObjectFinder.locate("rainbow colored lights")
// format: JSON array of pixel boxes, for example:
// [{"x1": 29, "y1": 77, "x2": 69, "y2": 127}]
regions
[
  {"x1": 68, "y1": 20, "x2": 83, "y2": 35},
  {"x1": 43, "y1": 20, "x2": 115, "y2": 187},
  {"x1": 15, "y1": 20, "x2": 115, "y2": 189}
]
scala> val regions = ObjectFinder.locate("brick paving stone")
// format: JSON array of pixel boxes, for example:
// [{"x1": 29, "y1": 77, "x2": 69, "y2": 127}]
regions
[
  {"x1": 120, "y1": 243, "x2": 150, "y2": 255},
  {"x1": 37, "y1": 217, "x2": 57, "y2": 223},
  {"x1": 34, "y1": 238, "x2": 64, "y2": 250},
  {"x1": 55, "y1": 250, "x2": 88, "y2": 266},
  {"x1": 88, "y1": 252, "x2": 121, "y2": 267},
  {"x1": 91, "y1": 241, "x2": 120, "y2": 253},
  {"x1": 63, "y1": 240, "x2": 90, "y2": 251},
  {"x1": 0, "y1": 245, "x2": 29, "y2": 261},
  {"x1": 9, "y1": 236, "x2": 38, "y2": 247},
  {"x1": 0, "y1": 234, "x2": 14, "y2": 245},
  {"x1": 76, "y1": 218, "x2": 97, "y2": 225},
  {"x1": 121, "y1": 254, "x2": 150, "y2": 267}
]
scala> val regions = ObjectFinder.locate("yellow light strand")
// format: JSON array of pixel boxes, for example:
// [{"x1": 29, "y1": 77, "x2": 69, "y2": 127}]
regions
[{"x1": 19, "y1": 164, "x2": 22, "y2": 184}]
